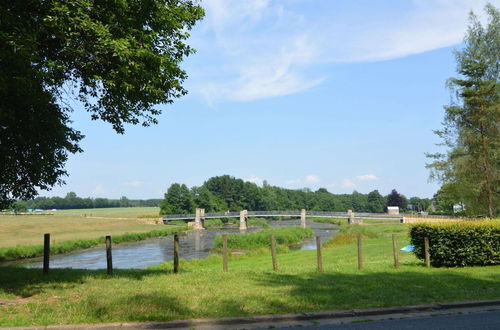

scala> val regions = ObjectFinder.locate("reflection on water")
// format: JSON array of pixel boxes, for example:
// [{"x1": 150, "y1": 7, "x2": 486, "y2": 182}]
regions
[{"x1": 16, "y1": 220, "x2": 338, "y2": 269}]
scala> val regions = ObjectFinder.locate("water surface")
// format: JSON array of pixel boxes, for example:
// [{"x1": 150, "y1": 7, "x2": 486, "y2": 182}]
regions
[{"x1": 17, "y1": 220, "x2": 337, "y2": 269}]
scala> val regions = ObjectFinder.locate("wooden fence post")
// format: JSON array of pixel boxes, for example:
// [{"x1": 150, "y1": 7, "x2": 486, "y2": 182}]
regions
[
  {"x1": 357, "y1": 233, "x2": 363, "y2": 270},
  {"x1": 43, "y1": 233, "x2": 50, "y2": 275},
  {"x1": 424, "y1": 237, "x2": 430, "y2": 268},
  {"x1": 270, "y1": 234, "x2": 278, "y2": 271},
  {"x1": 105, "y1": 235, "x2": 113, "y2": 275},
  {"x1": 316, "y1": 236, "x2": 323, "y2": 272},
  {"x1": 392, "y1": 234, "x2": 399, "y2": 269},
  {"x1": 222, "y1": 234, "x2": 228, "y2": 272},
  {"x1": 173, "y1": 233, "x2": 180, "y2": 273}
]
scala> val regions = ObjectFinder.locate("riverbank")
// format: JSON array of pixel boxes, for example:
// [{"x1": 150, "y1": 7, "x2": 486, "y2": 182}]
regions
[
  {"x1": 0, "y1": 207, "x2": 194, "y2": 261},
  {"x1": 0, "y1": 207, "x2": 161, "y2": 248},
  {"x1": 0, "y1": 226, "x2": 187, "y2": 261},
  {"x1": 1, "y1": 222, "x2": 498, "y2": 327}
]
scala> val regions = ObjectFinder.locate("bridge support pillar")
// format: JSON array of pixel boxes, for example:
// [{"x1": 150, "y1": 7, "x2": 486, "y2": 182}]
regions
[
  {"x1": 194, "y1": 208, "x2": 205, "y2": 230},
  {"x1": 239, "y1": 210, "x2": 248, "y2": 230},
  {"x1": 347, "y1": 210, "x2": 361, "y2": 224},
  {"x1": 348, "y1": 209, "x2": 354, "y2": 224},
  {"x1": 300, "y1": 209, "x2": 306, "y2": 228}
]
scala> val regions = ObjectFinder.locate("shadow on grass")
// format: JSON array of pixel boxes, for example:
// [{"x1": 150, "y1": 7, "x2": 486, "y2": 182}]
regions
[
  {"x1": 0, "y1": 265, "x2": 499, "y2": 324},
  {"x1": 249, "y1": 269, "x2": 500, "y2": 311},
  {"x1": 0, "y1": 266, "x2": 172, "y2": 297}
]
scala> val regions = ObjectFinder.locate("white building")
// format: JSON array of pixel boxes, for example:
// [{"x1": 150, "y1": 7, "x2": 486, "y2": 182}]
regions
[{"x1": 387, "y1": 206, "x2": 399, "y2": 215}]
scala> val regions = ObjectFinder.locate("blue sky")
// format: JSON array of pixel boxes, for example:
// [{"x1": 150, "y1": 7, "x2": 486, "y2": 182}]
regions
[{"x1": 45, "y1": 0, "x2": 499, "y2": 199}]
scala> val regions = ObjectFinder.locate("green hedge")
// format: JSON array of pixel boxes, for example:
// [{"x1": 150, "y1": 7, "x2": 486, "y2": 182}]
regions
[{"x1": 409, "y1": 221, "x2": 500, "y2": 267}]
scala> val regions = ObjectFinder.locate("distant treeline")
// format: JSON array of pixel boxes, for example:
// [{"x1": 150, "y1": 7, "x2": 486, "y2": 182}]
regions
[
  {"x1": 26, "y1": 192, "x2": 161, "y2": 210},
  {"x1": 160, "y1": 175, "x2": 433, "y2": 215}
]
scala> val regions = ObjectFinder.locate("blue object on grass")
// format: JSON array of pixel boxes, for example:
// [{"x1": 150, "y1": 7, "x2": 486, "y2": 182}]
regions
[{"x1": 400, "y1": 245, "x2": 415, "y2": 252}]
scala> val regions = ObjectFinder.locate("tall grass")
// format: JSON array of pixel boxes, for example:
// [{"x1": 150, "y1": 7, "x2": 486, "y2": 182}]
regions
[
  {"x1": 0, "y1": 226, "x2": 187, "y2": 261},
  {"x1": 311, "y1": 217, "x2": 343, "y2": 226},
  {"x1": 323, "y1": 223, "x2": 407, "y2": 247},
  {"x1": 213, "y1": 227, "x2": 313, "y2": 250}
]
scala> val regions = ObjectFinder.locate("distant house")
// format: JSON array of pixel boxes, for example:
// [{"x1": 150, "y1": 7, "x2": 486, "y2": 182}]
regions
[{"x1": 387, "y1": 206, "x2": 399, "y2": 215}]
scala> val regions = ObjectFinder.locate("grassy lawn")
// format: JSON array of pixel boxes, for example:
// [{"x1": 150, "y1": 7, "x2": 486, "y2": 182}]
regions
[
  {"x1": 0, "y1": 207, "x2": 160, "y2": 247},
  {"x1": 1, "y1": 223, "x2": 498, "y2": 326}
]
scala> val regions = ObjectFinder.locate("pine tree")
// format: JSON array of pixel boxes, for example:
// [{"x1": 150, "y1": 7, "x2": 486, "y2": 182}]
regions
[{"x1": 427, "y1": 4, "x2": 499, "y2": 217}]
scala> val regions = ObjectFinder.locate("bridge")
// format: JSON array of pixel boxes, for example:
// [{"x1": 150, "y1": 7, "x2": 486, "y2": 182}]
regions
[{"x1": 163, "y1": 209, "x2": 405, "y2": 230}]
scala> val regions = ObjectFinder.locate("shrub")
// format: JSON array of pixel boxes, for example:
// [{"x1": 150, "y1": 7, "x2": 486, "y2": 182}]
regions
[
  {"x1": 213, "y1": 227, "x2": 313, "y2": 250},
  {"x1": 409, "y1": 221, "x2": 500, "y2": 267},
  {"x1": 311, "y1": 218, "x2": 343, "y2": 226},
  {"x1": 323, "y1": 225, "x2": 378, "y2": 247}
]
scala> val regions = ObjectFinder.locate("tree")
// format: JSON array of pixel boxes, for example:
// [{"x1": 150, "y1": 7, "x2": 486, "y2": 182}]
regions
[
  {"x1": 0, "y1": 1, "x2": 204, "y2": 208},
  {"x1": 160, "y1": 183, "x2": 194, "y2": 215},
  {"x1": 367, "y1": 190, "x2": 385, "y2": 213},
  {"x1": 192, "y1": 186, "x2": 226, "y2": 212},
  {"x1": 426, "y1": 4, "x2": 499, "y2": 217},
  {"x1": 11, "y1": 201, "x2": 28, "y2": 214},
  {"x1": 386, "y1": 189, "x2": 407, "y2": 210},
  {"x1": 432, "y1": 184, "x2": 459, "y2": 214}
]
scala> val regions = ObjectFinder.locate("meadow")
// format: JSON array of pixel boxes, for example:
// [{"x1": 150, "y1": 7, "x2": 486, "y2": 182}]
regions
[
  {"x1": 0, "y1": 207, "x2": 190, "y2": 261},
  {"x1": 0, "y1": 221, "x2": 498, "y2": 327},
  {"x1": 0, "y1": 207, "x2": 160, "y2": 247}
]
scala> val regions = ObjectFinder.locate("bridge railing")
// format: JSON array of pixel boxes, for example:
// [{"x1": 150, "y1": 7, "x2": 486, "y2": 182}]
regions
[
  {"x1": 248, "y1": 210, "x2": 301, "y2": 216},
  {"x1": 205, "y1": 212, "x2": 240, "y2": 218},
  {"x1": 163, "y1": 213, "x2": 196, "y2": 220},
  {"x1": 163, "y1": 210, "x2": 407, "y2": 221}
]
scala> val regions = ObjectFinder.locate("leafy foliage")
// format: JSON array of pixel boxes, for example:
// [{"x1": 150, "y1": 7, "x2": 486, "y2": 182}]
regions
[
  {"x1": 386, "y1": 189, "x2": 408, "y2": 210},
  {"x1": 159, "y1": 175, "x2": 425, "y2": 214},
  {"x1": 24, "y1": 192, "x2": 161, "y2": 209},
  {"x1": 427, "y1": 4, "x2": 499, "y2": 217},
  {"x1": 213, "y1": 227, "x2": 313, "y2": 250},
  {"x1": 409, "y1": 221, "x2": 500, "y2": 267},
  {"x1": 0, "y1": 0, "x2": 204, "y2": 207},
  {"x1": 160, "y1": 183, "x2": 194, "y2": 214}
]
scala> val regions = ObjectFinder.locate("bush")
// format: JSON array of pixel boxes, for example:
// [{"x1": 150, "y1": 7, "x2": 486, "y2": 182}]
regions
[
  {"x1": 213, "y1": 227, "x2": 313, "y2": 250},
  {"x1": 409, "y1": 221, "x2": 500, "y2": 267}
]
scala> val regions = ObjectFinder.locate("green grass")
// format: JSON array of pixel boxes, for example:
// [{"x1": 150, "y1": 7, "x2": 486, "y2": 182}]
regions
[
  {"x1": 0, "y1": 226, "x2": 187, "y2": 261},
  {"x1": 213, "y1": 227, "x2": 314, "y2": 250},
  {"x1": 0, "y1": 223, "x2": 498, "y2": 327},
  {"x1": 0, "y1": 208, "x2": 164, "y2": 247},
  {"x1": 310, "y1": 217, "x2": 344, "y2": 226}
]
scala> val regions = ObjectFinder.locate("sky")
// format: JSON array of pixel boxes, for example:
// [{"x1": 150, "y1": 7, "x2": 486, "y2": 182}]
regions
[{"x1": 43, "y1": 0, "x2": 499, "y2": 200}]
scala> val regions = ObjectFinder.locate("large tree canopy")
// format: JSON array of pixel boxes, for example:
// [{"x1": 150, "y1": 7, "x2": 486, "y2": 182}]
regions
[
  {"x1": 426, "y1": 4, "x2": 499, "y2": 217},
  {"x1": 0, "y1": 0, "x2": 204, "y2": 208}
]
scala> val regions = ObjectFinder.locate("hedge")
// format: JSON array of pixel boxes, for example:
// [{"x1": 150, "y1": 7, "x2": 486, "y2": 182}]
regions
[{"x1": 409, "y1": 221, "x2": 500, "y2": 267}]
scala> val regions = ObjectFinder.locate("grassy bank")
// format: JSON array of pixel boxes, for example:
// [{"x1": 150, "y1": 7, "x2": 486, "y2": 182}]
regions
[
  {"x1": 0, "y1": 222, "x2": 498, "y2": 327},
  {"x1": 213, "y1": 227, "x2": 313, "y2": 250},
  {"x1": 0, "y1": 226, "x2": 187, "y2": 261},
  {"x1": 0, "y1": 207, "x2": 161, "y2": 247}
]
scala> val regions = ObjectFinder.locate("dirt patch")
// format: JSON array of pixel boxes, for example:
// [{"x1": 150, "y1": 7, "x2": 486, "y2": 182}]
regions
[{"x1": 0, "y1": 297, "x2": 29, "y2": 306}]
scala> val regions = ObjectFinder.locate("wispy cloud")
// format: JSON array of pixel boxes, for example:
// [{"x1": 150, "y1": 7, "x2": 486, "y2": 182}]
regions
[
  {"x1": 305, "y1": 175, "x2": 320, "y2": 183},
  {"x1": 189, "y1": 0, "x2": 494, "y2": 104},
  {"x1": 245, "y1": 176, "x2": 264, "y2": 185},
  {"x1": 285, "y1": 178, "x2": 301, "y2": 185},
  {"x1": 341, "y1": 179, "x2": 356, "y2": 189},
  {"x1": 286, "y1": 174, "x2": 320, "y2": 185},
  {"x1": 356, "y1": 174, "x2": 378, "y2": 181}
]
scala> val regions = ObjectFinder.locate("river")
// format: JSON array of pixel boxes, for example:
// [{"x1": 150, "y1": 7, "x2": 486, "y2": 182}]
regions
[{"x1": 16, "y1": 220, "x2": 338, "y2": 269}]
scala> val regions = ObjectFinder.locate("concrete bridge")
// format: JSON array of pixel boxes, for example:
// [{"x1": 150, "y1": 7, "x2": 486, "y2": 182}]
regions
[{"x1": 163, "y1": 209, "x2": 404, "y2": 230}]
